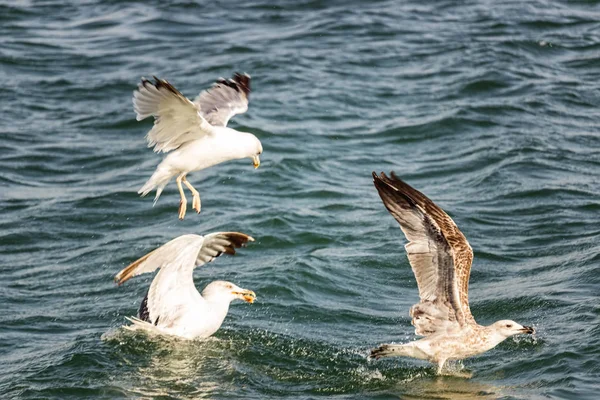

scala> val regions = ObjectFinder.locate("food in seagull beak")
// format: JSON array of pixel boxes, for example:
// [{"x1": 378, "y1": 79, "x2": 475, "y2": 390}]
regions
[
  {"x1": 521, "y1": 326, "x2": 535, "y2": 334},
  {"x1": 233, "y1": 290, "x2": 256, "y2": 303},
  {"x1": 252, "y1": 155, "x2": 260, "y2": 169}
]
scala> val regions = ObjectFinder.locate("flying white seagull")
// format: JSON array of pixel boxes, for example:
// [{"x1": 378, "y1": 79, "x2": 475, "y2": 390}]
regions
[
  {"x1": 115, "y1": 232, "x2": 256, "y2": 339},
  {"x1": 133, "y1": 73, "x2": 263, "y2": 219},
  {"x1": 370, "y1": 172, "x2": 534, "y2": 374}
]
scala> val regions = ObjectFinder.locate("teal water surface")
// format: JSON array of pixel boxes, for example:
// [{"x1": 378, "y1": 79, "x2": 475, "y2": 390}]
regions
[{"x1": 1, "y1": 1, "x2": 599, "y2": 399}]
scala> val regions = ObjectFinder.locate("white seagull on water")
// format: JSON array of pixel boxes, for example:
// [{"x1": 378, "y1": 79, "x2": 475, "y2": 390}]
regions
[
  {"x1": 370, "y1": 172, "x2": 534, "y2": 374},
  {"x1": 133, "y1": 73, "x2": 263, "y2": 219},
  {"x1": 114, "y1": 232, "x2": 256, "y2": 339}
]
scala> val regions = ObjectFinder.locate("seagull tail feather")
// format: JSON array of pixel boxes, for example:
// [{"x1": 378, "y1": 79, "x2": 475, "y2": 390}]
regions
[
  {"x1": 138, "y1": 165, "x2": 174, "y2": 203},
  {"x1": 123, "y1": 316, "x2": 164, "y2": 335}
]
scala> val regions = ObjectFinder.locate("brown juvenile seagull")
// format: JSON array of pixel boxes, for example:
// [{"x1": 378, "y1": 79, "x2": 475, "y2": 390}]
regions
[{"x1": 370, "y1": 172, "x2": 534, "y2": 374}]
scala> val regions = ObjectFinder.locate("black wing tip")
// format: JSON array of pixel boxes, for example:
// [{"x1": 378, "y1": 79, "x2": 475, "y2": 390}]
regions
[
  {"x1": 214, "y1": 72, "x2": 251, "y2": 96},
  {"x1": 372, "y1": 171, "x2": 389, "y2": 191},
  {"x1": 372, "y1": 171, "x2": 384, "y2": 184},
  {"x1": 209, "y1": 232, "x2": 255, "y2": 260},
  {"x1": 372, "y1": 171, "x2": 404, "y2": 183},
  {"x1": 233, "y1": 72, "x2": 251, "y2": 96},
  {"x1": 373, "y1": 171, "x2": 420, "y2": 195},
  {"x1": 139, "y1": 76, "x2": 153, "y2": 90},
  {"x1": 373, "y1": 172, "x2": 446, "y2": 219},
  {"x1": 139, "y1": 75, "x2": 162, "y2": 87},
  {"x1": 372, "y1": 171, "x2": 420, "y2": 209},
  {"x1": 139, "y1": 75, "x2": 180, "y2": 95},
  {"x1": 138, "y1": 291, "x2": 151, "y2": 322},
  {"x1": 372, "y1": 171, "x2": 398, "y2": 189},
  {"x1": 222, "y1": 232, "x2": 255, "y2": 248}
]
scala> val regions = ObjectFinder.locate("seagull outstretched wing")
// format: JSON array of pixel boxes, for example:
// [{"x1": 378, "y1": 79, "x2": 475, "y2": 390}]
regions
[
  {"x1": 115, "y1": 232, "x2": 254, "y2": 327},
  {"x1": 194, "y1": 73, "x2": 251, "y2": 127},
  {"x1": 133, "y1": 77, "x2": 214, "y2": 153},
  {"x1": 373, "y1": 172, "x2": 474, "y2": 336}
]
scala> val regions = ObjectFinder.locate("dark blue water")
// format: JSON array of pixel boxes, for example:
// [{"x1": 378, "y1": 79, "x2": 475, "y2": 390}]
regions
[{"x1": 1, "y1": 1, "x2": 599, "y2": 398}]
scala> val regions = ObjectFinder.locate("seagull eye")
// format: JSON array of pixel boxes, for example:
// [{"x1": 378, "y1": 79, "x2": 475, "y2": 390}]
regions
[{"x1": 506, "y1": 324, "x2": 512, "y2": 328}]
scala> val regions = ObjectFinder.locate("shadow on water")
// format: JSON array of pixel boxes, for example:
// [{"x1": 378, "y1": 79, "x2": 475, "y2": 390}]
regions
[{"x1": 390, "y1": 376, "x2": 505, "y2": 400}]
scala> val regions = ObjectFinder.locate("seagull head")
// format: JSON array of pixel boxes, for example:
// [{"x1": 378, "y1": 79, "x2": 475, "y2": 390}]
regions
[
  {"x1": 492, "y1": 319, "x2": 535, "y2": 338},
  {"x1": 202, "y1": 280, "x2": 256, "y2": 304},
  {"x1": 228, "y1": 130, "x2": 262, "y2": 168}
]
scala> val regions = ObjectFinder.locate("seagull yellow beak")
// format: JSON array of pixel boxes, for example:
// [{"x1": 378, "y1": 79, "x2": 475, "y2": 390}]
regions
[
  {"x1": 252, "y1": 155, "x2": 260, "y2": 169},
  {"x1": 233, "y1": 290, "x2": 256, "y2": 303}
]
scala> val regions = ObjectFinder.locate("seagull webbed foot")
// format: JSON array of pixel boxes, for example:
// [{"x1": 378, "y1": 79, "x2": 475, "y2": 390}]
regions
[
  {"x1": 370, "y1": 344, "x2": 393, "y2": 360},
  {"x1": 178, "y1": 199, "x2": 187, "y2": 220},
  {"x1": 192, "y1": 193, "x2": 201, "y2": 214}
]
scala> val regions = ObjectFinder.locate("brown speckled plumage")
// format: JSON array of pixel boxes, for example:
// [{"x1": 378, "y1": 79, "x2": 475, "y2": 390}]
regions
[
  {"x1": 373, "y1": 171, "x2": 474, "y2": 329},
  {"x1": 370, "y1": 172, "x2": 534, "y2": 373}
]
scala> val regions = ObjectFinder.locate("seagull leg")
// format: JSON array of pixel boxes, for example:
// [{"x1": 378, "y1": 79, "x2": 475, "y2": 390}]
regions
[
  {"x1": 176, "y1": 173, "x2": 187, "y2": 220},
  {"x1": 436, "y1": 359, "x2": 447, "y2": 375},
  {"x1": 182, "y1": 176, "x2": 201, "y2": 214}
]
